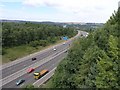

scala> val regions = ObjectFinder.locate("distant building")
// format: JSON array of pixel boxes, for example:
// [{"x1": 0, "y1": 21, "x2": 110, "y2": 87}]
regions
[
  {"x1": 118, "y1": 1, "x2": 120, "y2": 8},
  {"x1": 63, "y1": 25, "x2": 67, "y2": 28}
]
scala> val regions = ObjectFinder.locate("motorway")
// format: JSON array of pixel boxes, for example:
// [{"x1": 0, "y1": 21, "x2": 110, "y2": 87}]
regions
[
  {"x1": 2, "y1": 49, "x2": 67, "y2": 88},
  {"x1": 2, "y1": 42, "x2": 70, "y2": 78},
  {"x1": 1, "y1": 30, "x2": 88, "y2": 88}
]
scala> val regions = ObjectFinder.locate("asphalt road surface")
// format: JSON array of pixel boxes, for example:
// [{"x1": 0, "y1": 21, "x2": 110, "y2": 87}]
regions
[
  {"x1": 1, "y1": 30, "x2": 88, "y2": 88},
  {"x1": 2, "y1": 42, "x2": 70, "y2": 78},
  {"x1": 2, "y1": 49, "x2": 67, "y2": 88}
]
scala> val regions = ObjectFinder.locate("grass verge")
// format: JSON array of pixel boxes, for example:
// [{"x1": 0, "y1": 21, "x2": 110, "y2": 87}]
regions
[
  {"x1": 2, "y1": 40, "x2": 65, "y2": 64},
  {"x1": 39, "y1": 76, "x2": 53, "y2": 88}
]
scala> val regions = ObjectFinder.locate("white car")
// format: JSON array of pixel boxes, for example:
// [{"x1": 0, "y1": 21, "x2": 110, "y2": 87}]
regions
[
  {"x1": 63, "y1": 42, "x2": 65, "y2": 45},
  {"x1": 53, "y1": 48, "x2": 57, "y2": 51}
]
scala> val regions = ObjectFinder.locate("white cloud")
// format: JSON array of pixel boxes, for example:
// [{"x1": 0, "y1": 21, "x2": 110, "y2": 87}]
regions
[
  {"x1": 1, "y1": 0, "x2": 120, "y2": 22},
  {"x1": 21, "y1": 0, "x2": 119, "y2": 22},
  {"x1": 0, "y1": 0, "x2": 22, "y2": 2},
  {"x1": 22, "y1": 0, "x2": 119, "y2": 12},
  {"x1": 0, "y1": 3, "x2": 5, "y2": 18}
]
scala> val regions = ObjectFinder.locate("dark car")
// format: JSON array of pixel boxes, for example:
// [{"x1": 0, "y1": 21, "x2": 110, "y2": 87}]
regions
[
  {"x1": 64, "y1": 50, "x2": 67, "y2": 53},
  {"x1": 32, "y1": 57, "x2": 36, "y2": 61},
  {"x1": 16, "y1": 79, "x2": 25, "y2": 86}
]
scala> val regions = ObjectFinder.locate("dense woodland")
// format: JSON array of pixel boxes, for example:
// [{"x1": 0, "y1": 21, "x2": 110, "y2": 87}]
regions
[
  {"x1": 2, "y1": 22, "x2": 77, "y2": 48},
  {"x1": 49, "y1": 8, "x2": 120, "y2": 88}
]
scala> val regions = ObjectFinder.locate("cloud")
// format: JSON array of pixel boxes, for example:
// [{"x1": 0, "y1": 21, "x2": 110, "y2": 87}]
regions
[
  {"x1": 0, "y1": 0, "x2": 22, "y2": 2},
  {"x1": 2, "y1": 0, "x2": 119, "y2": 22},
  {"x1": 0, "y1": 3, "x2": 5, "y2": 18},
  {"x1": 22, "y1": 0, "x2": 119, "y2": 18},
  {"x1": 22, "y1": 0, "x2": 118, "y2": 11}
]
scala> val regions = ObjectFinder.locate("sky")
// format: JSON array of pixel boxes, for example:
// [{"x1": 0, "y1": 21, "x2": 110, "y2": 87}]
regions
[{"x1": 0, "y1": 0, "x2": 119, "y2": 23}]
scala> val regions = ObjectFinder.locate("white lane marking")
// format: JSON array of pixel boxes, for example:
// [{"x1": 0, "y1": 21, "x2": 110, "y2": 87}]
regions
[
  {"x1": 0, "y1": 31, "x2": 81, "y2": 70},
  {"x1": 33, "y1": 54, "x2": 64, "y2": 87},
  {"x1": 0, "y1": 49, "x2": 67, "y2": 87},
  {"x1": 1, "y1": 48, "x2": 66, "y2": 81},
  {"x1": 33, "y1": 67, "x2": 57, "y2": 86},
  {"x1": 0, "y1": 45, "x2": 55, "y2": 70}
]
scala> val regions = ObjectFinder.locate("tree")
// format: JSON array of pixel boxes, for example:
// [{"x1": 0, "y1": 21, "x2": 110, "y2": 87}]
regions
[
  {"x1": 24, "y1": 85, "x2": 36, "y2": 90},
  {"x1": 48, "y1": 7, "x2": 119, "y2": 88}
]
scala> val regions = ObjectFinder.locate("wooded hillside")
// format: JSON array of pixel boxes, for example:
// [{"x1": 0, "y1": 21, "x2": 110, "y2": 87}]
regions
[
  {"x1": 49, "y1": 7, "x2": 120, "y2": 88},
  {"x1": 2, "y1": 22, "x2": 76, "y2": 48}
]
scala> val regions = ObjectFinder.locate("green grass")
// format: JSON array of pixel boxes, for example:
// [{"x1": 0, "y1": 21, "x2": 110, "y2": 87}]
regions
[
  {"x1": 2, "y1": 40, "x2": 65, "y2": 64},
  {"x1": 0, "y1": 55, "x2": 2, "y2": 65},
  {"x1": 39, "y1": 76, "x2": 53, "y2": 88}
]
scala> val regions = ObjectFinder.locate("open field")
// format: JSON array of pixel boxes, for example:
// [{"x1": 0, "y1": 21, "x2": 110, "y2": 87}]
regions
[{"x1": 2, "y1": 40, "x2": 64, "y2": 64}]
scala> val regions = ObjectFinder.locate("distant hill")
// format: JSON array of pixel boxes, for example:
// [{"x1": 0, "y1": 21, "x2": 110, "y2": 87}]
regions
[
  {"x1": 1, "y1": 19, "x2": 27, "y2": 23},
  {"x1": 1, "y1": 19, "x2": 104, "y2": 30}
]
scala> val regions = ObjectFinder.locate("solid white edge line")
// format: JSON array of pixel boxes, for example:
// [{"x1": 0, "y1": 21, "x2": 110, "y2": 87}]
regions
[
  {"x1": 0, "y1": 30, "x2": 80, "y2": 70},
  {"x1": 0, "y1": 49, "x2": 67, "y2": 87},
  {"x1": 33, "y1": 67, "x2": 57, "y2": 86},
  {"x1": 33, "y1": 53, "x2": 66, "y2": 87}
]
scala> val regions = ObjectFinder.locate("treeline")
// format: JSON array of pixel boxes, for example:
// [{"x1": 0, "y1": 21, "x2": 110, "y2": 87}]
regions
[
  {"x1": 2, "y1": 22, "x2": 77, "y2": 48},
  {"x1": 49, "y1": 8, "x2": 120, "y2": 88}
]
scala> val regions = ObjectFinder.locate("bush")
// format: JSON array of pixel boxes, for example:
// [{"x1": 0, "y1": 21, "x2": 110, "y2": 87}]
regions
[{"x1": 29, "y1": 41, "x2": 39, "y2": 47}]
